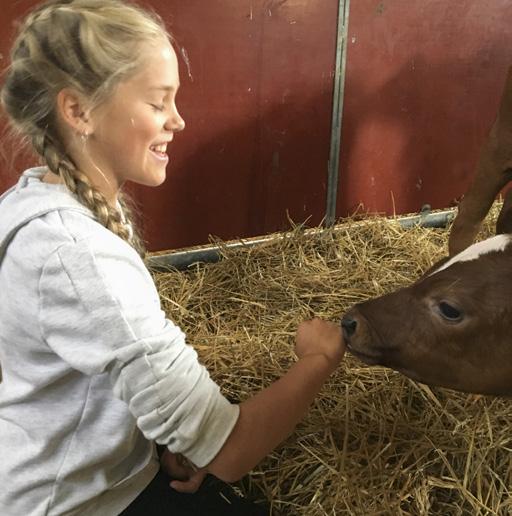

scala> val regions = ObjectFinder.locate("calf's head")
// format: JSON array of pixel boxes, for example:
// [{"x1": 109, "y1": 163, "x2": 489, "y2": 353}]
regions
[{"x1": 342, "y1": 234, "x2": 512, "y2": 395}]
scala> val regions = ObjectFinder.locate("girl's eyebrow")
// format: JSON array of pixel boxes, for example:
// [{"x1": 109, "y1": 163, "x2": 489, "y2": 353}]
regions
[{"x1": 150, "y1": 85, "x2": 179, "y2": 92}]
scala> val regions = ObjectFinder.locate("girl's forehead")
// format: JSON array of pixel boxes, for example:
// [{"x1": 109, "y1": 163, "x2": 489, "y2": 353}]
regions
[
  {"x1": 160, "y1": 46, "x2": 175, "y2": 61},
  {"x1": 142, "y1": 39, "x2": 177, "y2": 62},
  {"x1": 128, "y1": 42, "x2": 180, "y2": 91}
]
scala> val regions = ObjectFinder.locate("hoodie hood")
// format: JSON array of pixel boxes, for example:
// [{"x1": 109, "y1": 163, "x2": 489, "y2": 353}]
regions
[{"x1": 0, "y1": 167, "x2": 93, "y2": 265}]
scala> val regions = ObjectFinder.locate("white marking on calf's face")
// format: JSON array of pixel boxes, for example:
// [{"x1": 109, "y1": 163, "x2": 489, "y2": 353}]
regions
[{"x1": 429, "y1": 234, "x2": 512, "y2": 276}]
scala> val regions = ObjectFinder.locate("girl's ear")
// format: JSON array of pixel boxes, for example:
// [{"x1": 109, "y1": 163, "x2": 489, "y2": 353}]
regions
[{"x1": 56, "y1": 88, "x2": 94, "y2": 136}]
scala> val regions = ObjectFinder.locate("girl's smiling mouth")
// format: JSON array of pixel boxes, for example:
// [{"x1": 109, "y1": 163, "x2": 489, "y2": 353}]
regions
[{"x1": 149, "y1": 142, "x2": 169, "y2": 161}]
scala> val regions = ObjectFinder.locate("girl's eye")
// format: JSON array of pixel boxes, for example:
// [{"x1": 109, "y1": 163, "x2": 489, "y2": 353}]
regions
[{"x1": 150, "y1": 104, "x2": 165, "y2": 112}]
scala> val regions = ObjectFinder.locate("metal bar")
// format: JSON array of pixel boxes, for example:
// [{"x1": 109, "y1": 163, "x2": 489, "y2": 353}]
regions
[
  {"x1": 326, "y1": 0, "x2": 350, "y2": 227},
  {"x1": 147, "y1": 209, "x2": 456, "y2": 272}
]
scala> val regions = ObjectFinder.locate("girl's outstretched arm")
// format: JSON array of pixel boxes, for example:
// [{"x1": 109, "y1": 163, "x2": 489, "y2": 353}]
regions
[{"x1": 206, "y1": 318, "x2": 345, "y2": 483}]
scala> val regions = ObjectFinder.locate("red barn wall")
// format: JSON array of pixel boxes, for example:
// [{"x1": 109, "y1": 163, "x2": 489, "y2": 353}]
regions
[
  {"x1": 339, "y1": 0, "x2": 512, "y2": 217},
  {"x1": 133, "y1": 0, "x2": 338, "y2": 251},
  {"x1": 1, "y1": 1, "x2": 512, "y2": 252}
]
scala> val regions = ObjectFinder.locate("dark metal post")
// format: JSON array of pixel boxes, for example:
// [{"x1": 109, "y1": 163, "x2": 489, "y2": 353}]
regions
[{"x1": 326, "y1": 0, "x2": 350, "y2": 226}]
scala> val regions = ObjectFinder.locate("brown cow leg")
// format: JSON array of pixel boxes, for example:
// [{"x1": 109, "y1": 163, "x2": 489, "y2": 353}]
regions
[
  {"x1": 496, "y1": 188, "x2": 512, "y2": 235},
  {"x1": 448, "y1": 66, "x2": 512, "y2": 256}
]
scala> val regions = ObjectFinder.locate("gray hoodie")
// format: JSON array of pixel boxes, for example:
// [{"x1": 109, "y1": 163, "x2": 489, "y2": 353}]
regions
[{"x1": 0, "y1": 168, "x2": 239, "y2": 515}]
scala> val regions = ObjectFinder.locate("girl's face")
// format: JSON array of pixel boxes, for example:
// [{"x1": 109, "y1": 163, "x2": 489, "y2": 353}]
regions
[{"x1": 85, "y1": 40, "x2": 185, "y2": 194}]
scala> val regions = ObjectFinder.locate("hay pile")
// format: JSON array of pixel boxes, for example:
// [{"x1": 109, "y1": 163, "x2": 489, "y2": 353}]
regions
[{"x1": 152, "y1": 206, "x2": 512, "y2": 516}]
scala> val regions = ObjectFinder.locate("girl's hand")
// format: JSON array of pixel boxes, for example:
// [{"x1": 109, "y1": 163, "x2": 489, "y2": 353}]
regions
[
  {"x1": 160, "y1": 449, "x2": 208, "y2": 493},
  {"x1": 295, "y1": 318, "x2": 345, "y2": 371}
]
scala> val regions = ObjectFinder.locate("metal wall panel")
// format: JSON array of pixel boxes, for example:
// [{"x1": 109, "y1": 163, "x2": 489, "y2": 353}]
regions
[
  {"x1": 338, "y1": 0, "x2": 512, "y2": 218},
  {"x1": 134, "y1": 0, "x2": 338, "y2": 250}
]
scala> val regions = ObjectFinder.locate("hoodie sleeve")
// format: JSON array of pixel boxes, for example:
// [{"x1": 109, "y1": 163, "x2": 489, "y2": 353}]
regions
[{"x1": 38, "y1": 236, "x2": 239, "y2": 468}]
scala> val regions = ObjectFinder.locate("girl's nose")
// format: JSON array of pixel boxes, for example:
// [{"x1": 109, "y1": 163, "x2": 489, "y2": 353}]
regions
[
  {"x1": 173, "y1": 115, "x2": 185, "y2": 132},
  {"x1": 165, "y1": 107, "x2": 185, "y2": 133}
]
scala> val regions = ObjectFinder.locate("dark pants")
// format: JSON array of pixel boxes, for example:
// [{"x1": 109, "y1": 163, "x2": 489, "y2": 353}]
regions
[{"x1": 119, "y1": 470, "x2": 270, "y2": 516}]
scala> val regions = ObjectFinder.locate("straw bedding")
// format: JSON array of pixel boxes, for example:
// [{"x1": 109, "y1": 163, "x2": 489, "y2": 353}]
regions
[{"x1": 152, "y1": 205, "x2": 512, "y2": 516}]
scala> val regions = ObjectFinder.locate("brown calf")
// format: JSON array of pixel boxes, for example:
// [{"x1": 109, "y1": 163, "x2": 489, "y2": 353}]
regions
[{"x1": 341, "y1": 202, "x2": 512, "y2": 395}]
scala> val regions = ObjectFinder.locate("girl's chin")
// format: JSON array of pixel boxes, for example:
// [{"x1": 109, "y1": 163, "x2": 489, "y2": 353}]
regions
[
  {"x1": 133, "y1": 177, "x2": 165, "y2": 188},
  {"x1": 130, "y1": 167, "x2": 168, "y2": 188}
]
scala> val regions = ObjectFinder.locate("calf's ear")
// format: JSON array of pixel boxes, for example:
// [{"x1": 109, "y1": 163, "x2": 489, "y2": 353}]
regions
[{"x1": 496, "y1": 185, "x2": 512, "y2": 235}]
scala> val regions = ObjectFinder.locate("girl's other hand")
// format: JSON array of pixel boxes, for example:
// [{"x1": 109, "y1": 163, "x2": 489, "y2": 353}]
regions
[{"x1": 160, "y1": 449, "x2": 207, "y2": 493}]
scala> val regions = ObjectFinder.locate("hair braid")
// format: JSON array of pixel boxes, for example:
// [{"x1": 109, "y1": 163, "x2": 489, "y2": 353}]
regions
[{"x1": 33, "y1": 132, "x2": 146, "y2": 256}]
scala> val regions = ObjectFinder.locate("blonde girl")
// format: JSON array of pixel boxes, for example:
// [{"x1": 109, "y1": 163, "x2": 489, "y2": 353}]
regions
[{"x1": 0, "y1": 1, "x2": 345, "y2": 514}]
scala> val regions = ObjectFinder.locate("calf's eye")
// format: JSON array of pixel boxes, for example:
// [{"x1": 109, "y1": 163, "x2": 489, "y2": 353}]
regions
[{"x1": 438, "y1": 301, "x2": 463, "y2": 322}]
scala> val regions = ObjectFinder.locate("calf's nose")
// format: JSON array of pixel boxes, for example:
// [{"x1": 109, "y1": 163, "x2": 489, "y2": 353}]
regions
[{"x1": 341, "y1": 316, "x2": 357, "y2": 339}]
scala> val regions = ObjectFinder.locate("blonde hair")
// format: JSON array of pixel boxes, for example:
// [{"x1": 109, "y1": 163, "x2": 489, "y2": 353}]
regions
[{"x1": 1, "y1": 0, "x2": 172, "y2": 256}]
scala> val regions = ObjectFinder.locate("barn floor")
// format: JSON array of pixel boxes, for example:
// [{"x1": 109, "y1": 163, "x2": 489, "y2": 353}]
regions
[{"x1": 152, "y1": 205, "x2": 512, "y2": 516}]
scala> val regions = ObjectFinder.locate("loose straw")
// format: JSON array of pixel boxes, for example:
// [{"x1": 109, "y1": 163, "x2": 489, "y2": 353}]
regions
[{"x1": 153, "y1": 204, "x2": 511, "y2": 515}]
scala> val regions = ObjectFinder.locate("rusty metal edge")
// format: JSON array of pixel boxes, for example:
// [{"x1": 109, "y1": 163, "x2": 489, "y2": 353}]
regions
[{"x1": 147, "y1": 209, "x2": 456, "y2": 272}]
